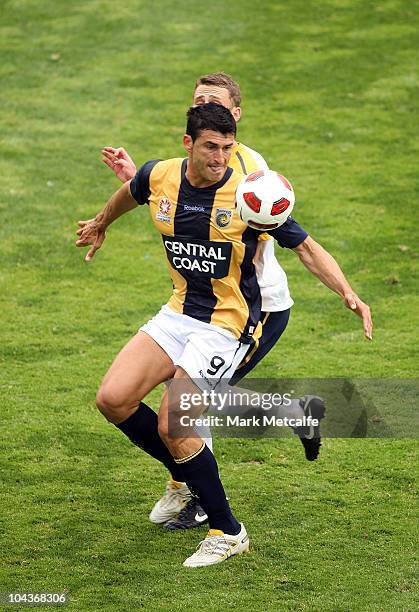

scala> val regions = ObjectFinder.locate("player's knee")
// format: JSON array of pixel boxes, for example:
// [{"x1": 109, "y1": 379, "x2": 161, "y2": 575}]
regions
[{"x1": 96, "y1": 384, "x2": 127, "y2": 420}]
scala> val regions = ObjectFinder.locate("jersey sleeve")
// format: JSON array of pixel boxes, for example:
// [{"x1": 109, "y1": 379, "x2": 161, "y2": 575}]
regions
[
  {"x1": 129, "y1": 159, "x2": 160, "y2": 205},
  {"x1": 267, "y1": 215, "x2": 308, "y2": 248}
]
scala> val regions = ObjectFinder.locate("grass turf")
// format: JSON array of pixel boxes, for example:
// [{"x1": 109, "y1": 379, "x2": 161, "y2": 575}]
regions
[{"x1": 0, "y1": 0, "x2": 418, "y2": 610}]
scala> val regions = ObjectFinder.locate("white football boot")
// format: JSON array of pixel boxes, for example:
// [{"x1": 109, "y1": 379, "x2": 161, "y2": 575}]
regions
[
  {"x1": 183, "y1": 523, "x2": 249, "y2": 567},
  {"x1": 149, "y1": 480, "x2": 191, "y2": 524}
]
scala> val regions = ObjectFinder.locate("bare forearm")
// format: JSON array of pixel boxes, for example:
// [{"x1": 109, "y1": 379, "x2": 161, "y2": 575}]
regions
[
  {"x1": 76, "y1": 180, "x2": 138, "y2": 262},
  {"x1": 291, "y1": 236, "x2": 372, "y2": 339},
  {"x1": 95, "y1": 181, "x2": 137, "y2": 228},
  {"x1": 294, "y1": 236, "x2": 353, "y2": 297}
]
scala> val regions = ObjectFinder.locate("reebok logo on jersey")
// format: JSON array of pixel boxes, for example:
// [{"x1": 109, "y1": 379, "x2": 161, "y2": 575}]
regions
[
  {"x1": 183, "y1": 204, "x2": 205, "y2": 213},
  {"x1": 163, "y1": 236, "x2": 232, "y2": 278}
]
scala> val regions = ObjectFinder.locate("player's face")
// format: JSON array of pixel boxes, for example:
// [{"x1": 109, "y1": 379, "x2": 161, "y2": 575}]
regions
[
  {"x1": 183, "y1": 130, "x2": 235, "y2": 187},
  {"x1": 193, "y1": 85, "x2": 241, "y2": 122}
]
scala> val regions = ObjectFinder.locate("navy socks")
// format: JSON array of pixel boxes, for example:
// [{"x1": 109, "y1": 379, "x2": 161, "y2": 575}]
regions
[
  {"x1": 176, "y1": 444, "x2": 241, "y2": 535},
  {"x1": 116, "y1": 402, "x2": 185, "y2": 482},
  {"x1": 116, "y1": 405, "x2": 240, "y2": 535}
]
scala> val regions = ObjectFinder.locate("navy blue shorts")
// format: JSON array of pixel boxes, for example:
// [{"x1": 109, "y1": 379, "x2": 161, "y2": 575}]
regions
[{"x1": 229, "y1": 308, "x2": 291, "y2": 385}]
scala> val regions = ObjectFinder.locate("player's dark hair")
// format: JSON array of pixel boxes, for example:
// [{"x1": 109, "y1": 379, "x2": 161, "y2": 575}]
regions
[
  {"x1": 194, "y1": 72, "x2": 241, "y2": 107},
  {"x1": 186, "y1": 102, "x2": 236, "y2": 142}
]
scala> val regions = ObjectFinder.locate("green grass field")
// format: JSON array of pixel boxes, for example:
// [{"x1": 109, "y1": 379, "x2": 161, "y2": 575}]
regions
[{"x1": 1, "y1": 0, "x2": 418, "y2": 610}]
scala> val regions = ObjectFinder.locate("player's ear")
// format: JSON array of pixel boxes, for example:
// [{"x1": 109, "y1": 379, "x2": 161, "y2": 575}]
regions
[
  {"x1": 232, "y1": 106, "x2": 241, "y2": 122},
  {"x1": 183, "y1": 134, "x2": 193, "y2": 153}
]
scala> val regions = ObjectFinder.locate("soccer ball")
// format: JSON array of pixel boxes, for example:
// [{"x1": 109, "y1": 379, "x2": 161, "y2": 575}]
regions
[{"x1": 236, "y1": 169, "x2": 295, "y2": 230}]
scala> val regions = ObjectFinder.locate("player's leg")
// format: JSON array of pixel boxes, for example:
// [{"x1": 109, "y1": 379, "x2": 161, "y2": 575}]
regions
[
  {"x1": 159, "y1": 372, "x2": 249, "y2": 567},
  {"x1": 131, "y1": 306, "x2": 206, "y2": 524},
  {"x1": 229, "y1": 310, "x2": 300, "y2": 421},
  {"x1": 96, "y1": 331, "x2": 175, "y2": 424},
  {"x1": 229, "y1": 309, "x2": 290, "y2": 385},
  {"x1": 148, "y1": 387, "x2": 194, "y2": 525},
  {"x1": 162, "y1": 312, "x2": 289, "y2": 532},
  {"x1": 157, "y1": 326, "x2": 250, "y2": 567},
  {"x1": 229, "y1": 309, "x2": 325, "y2": 460},
  {"x1": 167, "y1": 312, "x2": 291, "y2": 533},
  {"x1": 95, "y1": 330, "x2": 186, "y2": 483}
]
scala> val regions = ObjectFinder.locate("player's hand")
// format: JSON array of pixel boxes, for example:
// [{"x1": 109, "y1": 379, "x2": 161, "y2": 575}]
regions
[
  {"x1": 343, "y1": 292, "x2": 373, "y2": 340},
  {"x1": 102, "y1": 146, "x2": 136, "y2": 183},
  {"x1": 75, "y1": 217, "x2": 106, "y2": 262}
]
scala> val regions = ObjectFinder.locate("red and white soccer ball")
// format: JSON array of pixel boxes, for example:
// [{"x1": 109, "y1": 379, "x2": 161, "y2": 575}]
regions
[{"x1": 236, "y1": 169, "x2": 295, "y2": 230}]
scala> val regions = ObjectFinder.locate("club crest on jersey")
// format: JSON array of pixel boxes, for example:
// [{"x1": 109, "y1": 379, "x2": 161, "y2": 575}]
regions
[
  {"x1": 156, "y1": 197, "x2": 172, "y2": 223},
  {"x1": 215, "y1": 208, "x2": 232, "y2": 228}
]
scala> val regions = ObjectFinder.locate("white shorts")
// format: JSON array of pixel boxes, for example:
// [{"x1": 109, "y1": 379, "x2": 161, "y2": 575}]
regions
[{"x1": 140, "y1": 305, "x2": 248, "y2": 392}]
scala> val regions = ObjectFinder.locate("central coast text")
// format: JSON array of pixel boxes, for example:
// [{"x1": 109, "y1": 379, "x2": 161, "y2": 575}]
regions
[{"x1": 163, "y1": 236, "x2": 232, "y2": 278}]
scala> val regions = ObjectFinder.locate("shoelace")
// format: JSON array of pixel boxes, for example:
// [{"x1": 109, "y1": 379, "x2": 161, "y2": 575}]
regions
[{"x1": 195, "y1": 535, "x2": 231, "y2": 556}]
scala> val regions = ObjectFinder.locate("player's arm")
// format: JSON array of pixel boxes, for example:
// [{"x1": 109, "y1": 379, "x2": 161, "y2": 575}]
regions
[
  {"x1": 293, "y1": 236, "x2": 372, "y2": 340},
  {"x1": 76, "y1": 159, "x2": 159, "y2": 262},
  {"x1": 76, "y1": 181, "x2": 137, "y2": 261},
  {"x1": 101, "y1": 146, "x2": 137, "y2": 183},
  {"x1": 268, "y1": 218, "x2": 373, "y2": 340}
]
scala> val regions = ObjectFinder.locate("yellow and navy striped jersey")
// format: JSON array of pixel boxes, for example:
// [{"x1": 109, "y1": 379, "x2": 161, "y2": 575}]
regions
[{"x1": 130, "y1": 158, "x2": 307, "y2": 343}]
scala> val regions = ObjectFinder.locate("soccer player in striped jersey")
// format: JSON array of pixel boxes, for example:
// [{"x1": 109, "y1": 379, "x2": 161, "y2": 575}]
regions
[
  {"x1": 77, "y1": 103, "x2": 372, "y2": 567},
  {"x1": 101, "y1": 73, "x2": 315, "y2": 531}
]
